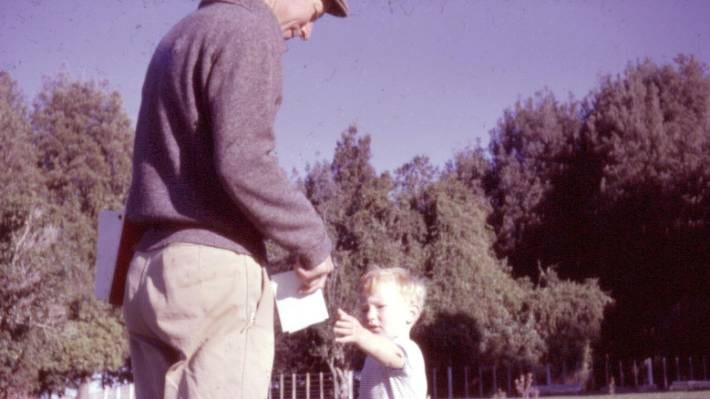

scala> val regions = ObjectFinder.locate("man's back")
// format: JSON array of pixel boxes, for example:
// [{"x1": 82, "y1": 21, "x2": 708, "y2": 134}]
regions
[{"x1": 127, "y1": 0, "x2": 330, "y2": 266}]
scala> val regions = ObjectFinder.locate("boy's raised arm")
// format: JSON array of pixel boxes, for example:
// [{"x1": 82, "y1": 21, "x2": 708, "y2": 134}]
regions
[{"x1": 333, "y1": 308, "x2": 405, "y2": 369}]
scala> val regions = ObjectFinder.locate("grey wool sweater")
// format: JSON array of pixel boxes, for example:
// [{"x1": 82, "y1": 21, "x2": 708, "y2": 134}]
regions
[{"x1": 125, "y1": 0, "x2": 332, "y2": 268}]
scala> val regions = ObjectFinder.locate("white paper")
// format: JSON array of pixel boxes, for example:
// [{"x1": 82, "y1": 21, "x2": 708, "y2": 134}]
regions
[
  {"x1": 270, "y1": 271, "x2": 329, "y2": 333},
  {"x1": 94, "y1": 210, "x2": 124, "y2": 301}
]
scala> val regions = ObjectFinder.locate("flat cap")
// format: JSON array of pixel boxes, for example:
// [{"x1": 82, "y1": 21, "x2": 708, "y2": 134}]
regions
[{"x1": 327, "y1": 0, "x2": 349, "y2": 17}]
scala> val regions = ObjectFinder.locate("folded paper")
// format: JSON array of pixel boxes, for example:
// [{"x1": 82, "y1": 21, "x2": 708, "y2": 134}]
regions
[{"x1": 270, "y1": 271, "x2": 329, "y2": 333}]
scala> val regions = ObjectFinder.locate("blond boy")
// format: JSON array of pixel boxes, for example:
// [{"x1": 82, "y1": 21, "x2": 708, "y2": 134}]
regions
[{"x1": 334, "y1": 267, "x2": 427, "y2": 399}]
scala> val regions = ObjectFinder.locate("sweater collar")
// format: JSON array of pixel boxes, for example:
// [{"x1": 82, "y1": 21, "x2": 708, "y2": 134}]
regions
[{"x1": 199, "y1": 0, "x2": 261, "y2": 8}]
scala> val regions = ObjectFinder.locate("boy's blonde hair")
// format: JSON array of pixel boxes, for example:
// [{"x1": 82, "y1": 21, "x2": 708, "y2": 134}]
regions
[{"x1": 360, "y1": 266, "x2": 427, "y2": 315}]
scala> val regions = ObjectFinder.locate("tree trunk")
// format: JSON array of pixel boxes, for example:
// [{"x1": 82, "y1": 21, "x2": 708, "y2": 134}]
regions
[{"x1": 328, "y1": 361, "x2": 353, "y2": 399}]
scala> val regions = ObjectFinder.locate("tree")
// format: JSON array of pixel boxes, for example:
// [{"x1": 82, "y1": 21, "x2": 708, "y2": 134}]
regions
[
  {"x1": 413, "y1": 177, "x2": 544, "y2": 368},
  {"x1": 276, "y1": 126, "x2": 613, "y2": 397},
  {"x1": 525, "y1": 268, "x2": 612, "y2": 381},
  {"x1": 30, "y1": 74, "x2": 133, "y2": 394},
  {"x1": 582, "y1": 56, "x2": 710, "y2": 355},
  {"x1": 486, "y1": 90, "x2": 587, "y2": 278},
  {"x1": 304, "y1": 127, "x2": 402, "y2": 397},
  {"x1": 443, "y1": 145, "x2": 491, "y2": 198},
  {"x1": 485, "y1": 56, "x2": 710, "y2": 356},
  {"x1": 445, "y1": 125, "x2": 612, "y2": 377},
  {"x1": 0, "y1": 71, "x2": 65, "y2": 398}
]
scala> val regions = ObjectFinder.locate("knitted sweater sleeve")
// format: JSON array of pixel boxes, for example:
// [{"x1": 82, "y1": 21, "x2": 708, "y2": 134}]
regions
[{"x1": 205, "y1": 23, "x2": 331, "y2": 268}]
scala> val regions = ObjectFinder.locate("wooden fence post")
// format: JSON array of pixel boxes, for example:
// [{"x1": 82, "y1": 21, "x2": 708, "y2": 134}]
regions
[
  {"x1": 689, "y1": 356, "x2": 694, "y2": 380},
  {"x1": 646, "y1": 358, "x2": 654, "y2": 386},
  {"x1": 319, "y1": 372, "x2": 324, "y2": 399},
  {"x1": 280, "y1": 373, "x2": 284, "y2": 399},
  {"x1": 605, "y1": 354, "x2": 610, "y2": 387},
  {"x1": 432, "y1": 367, "x2": 438, "y2": 399},
  {"x1": 464, "y1": 366, "x2": 469, "y2": 399},
  {"x1": 349, "y1": 370, "x2": 354, "y2": 399},
  {"x1": 479, "y1": 367, "x2": 483, "y2": 398},
  {"x1": 619, "y1": 360, "x2": 624, "y2": 387},
  {"x1": 562, "y1": 360, "x2": 567, "y2": 383},
  {"x1": 633, "y1": 359, "x2": 639, "y2": 387},
  {"x1": 662, "y1": 357, "x2": 668, "y2": 389},
  {"x1": 332, "y1": 370, "x2": 336, "y2": 399},
  {"x1": 676, "y1": 357, "x2": 681, "y2": 381},
  {"x1": 492, "y1": 365, "x2": 498, "y2": 393},
  {"x1": 292, "y1": 373, "x2": 297, "y2": 399},
  {"x1": 704, "y1": 355, "x2": 708, "y2": 380},
  {"x1": 447, "y1": 367, "x2": 453, "y2": 399},
  {"x1": 306, "y1": 372, "x2": 310, "y2": 399}
]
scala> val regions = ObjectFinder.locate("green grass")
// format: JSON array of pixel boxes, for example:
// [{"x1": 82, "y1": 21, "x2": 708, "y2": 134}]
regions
[
  {"x1": 447, "y1": 392, "x2": 710, "y2": 399},
  {"x1": 512, "y1": 392, "x2": 709, "y2": 399}
]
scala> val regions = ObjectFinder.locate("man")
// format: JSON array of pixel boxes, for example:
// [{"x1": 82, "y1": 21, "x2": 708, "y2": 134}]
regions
[{"x1": 122, "y1": 0, "x2": 348, "y2": 398}]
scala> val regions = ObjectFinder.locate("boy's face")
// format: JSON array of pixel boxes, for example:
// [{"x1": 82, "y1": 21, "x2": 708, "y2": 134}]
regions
[{"x1": 360, "y1": 281, "x2": 416, "y2": 338}]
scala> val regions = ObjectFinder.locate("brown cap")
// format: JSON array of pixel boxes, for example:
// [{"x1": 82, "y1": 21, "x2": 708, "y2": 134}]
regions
[{"x1": 326, "y1": 0, "x2": 349, "y2": 17}]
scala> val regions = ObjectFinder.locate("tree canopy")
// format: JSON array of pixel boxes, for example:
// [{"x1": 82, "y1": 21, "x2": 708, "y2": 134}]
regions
[
  {"x1": 0, "y1": 72, "x2": 131, "y2": 398},
  {"x1": 271, "y1": 127, "x2": 611, "y2": 399},
  {"x1": 2, "y1": 54, "x2": 708, "y2": 397},
  {"x1": 486, "y1": 55, "x2": 710, "y2": 356}
]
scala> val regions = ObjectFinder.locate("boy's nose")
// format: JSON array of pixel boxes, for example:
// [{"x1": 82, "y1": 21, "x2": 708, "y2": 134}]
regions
[
  {"x1": 365, "y1": 306, "x2": 377, "y2": 322},
  {"x1": 363, "y1": 306, "x2": 372, "y2": 320}
]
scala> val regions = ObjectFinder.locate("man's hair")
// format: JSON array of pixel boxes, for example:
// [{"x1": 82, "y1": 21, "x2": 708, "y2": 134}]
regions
[{"x1": 360, "y1": 266, "x2": 427, "y2": 312}]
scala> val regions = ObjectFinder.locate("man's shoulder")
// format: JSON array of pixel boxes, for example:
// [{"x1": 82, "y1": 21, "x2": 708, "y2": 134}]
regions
[
  {"x1": 192, "y1": 0, "x2": 279, "y2": 36},
  {"x1": 158, "y1": 1, "x2": 280, "y2": 60}
]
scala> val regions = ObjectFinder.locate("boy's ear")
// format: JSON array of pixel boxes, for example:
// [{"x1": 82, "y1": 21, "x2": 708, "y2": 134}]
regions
[{"x1": 406, "y1": 303, "x2": 421, "y2": 325}]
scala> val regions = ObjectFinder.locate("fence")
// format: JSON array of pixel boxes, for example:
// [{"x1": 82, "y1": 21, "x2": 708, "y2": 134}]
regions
[
  {"x1": 267, "y1": 371, "x2": 350, "y2": 399},
  {"x1": 427, "y1": 354, "x2": 710, "y2": 398},
  {"x1": 56, "y1": 354, "x2": 710, "y2": 399}
]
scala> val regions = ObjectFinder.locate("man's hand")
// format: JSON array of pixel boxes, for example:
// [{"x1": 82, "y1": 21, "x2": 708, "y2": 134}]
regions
[
  {"x1": 294, "y1": 255, "x2": 334, "y2": 294},
  {"x1": 333, "y1": 308, "x2": 368, "y2": 345}
]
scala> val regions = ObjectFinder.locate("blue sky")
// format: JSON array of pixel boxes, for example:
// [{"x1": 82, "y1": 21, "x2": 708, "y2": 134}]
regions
[{"x1": 1, "y1": 0, "x2": 709, "y2": 174}]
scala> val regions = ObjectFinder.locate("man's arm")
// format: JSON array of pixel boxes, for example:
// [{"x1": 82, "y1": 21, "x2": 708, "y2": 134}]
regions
[
  {"x1": 205, "y1": 20, "x2": 332, "y2": 270},
  {"x1": 333, "y1": 309, "x2": 405, "y2": 368}
]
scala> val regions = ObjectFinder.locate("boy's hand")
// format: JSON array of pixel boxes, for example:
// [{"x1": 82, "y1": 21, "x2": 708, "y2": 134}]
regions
[
  {"x1": 334, "y1": 308, "x2": 368, "y2": 345},
  {"x1": 333, "y1": 308, "x2": 407, "y2": 369}
]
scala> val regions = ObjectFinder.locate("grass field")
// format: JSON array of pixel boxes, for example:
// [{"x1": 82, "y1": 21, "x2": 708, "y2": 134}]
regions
[
  {"x1": 508, "y1": 392, "x2": 710, "y2": 399},
  {"x1": 444, "y1": 392, "x2": 710, "y2": 399}
]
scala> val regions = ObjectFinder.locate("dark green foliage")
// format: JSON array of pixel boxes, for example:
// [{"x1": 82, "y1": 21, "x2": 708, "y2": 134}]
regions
[
  {"x1": 33, "y1": 74, "x2": 132, "y2": 215},
  {"x1": 311, "y1": 127, "x2": 400, "y2": 397},
  {"x1": 269, "y1": 127, "x2": 394, "y2": 396},
  {"x1": 525, "y1": 269, "x2": 612, "y2": 368},
  {"x1": 413, "y1": 178, "x2": 535, "y2": 365},
  {"x1": 487, "y1": 90, "x2": 586, "y2": 277},
  {"x1": 0, "y1": 71, "x2": 132, "y2": 397},
  {"x1": 273, "y1": 127, "x2": 610, "y2": 398},
  {"x1": 31, "y1": 75, "x2": 133, "y2": 392},
  {"x1": 0, "y1": 71, "x2": 65, "y2": 398},
  {"x1": 38, "y1": 300, "x2": 126, "y2": 393},
  {"x1": 584, "y1": 56, "x2": 710, "y2": 355},
  {"x1": 10, "y1": 53, "x2": 706, "y2": 395},
  {"x1": 486, "y1": 55, "x2": 710, "y2": 356}
]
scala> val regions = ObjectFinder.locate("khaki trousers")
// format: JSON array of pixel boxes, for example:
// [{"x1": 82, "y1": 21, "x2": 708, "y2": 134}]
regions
[{"x1": 123, "y1": 243, "x2": 274, "y2": 399}]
